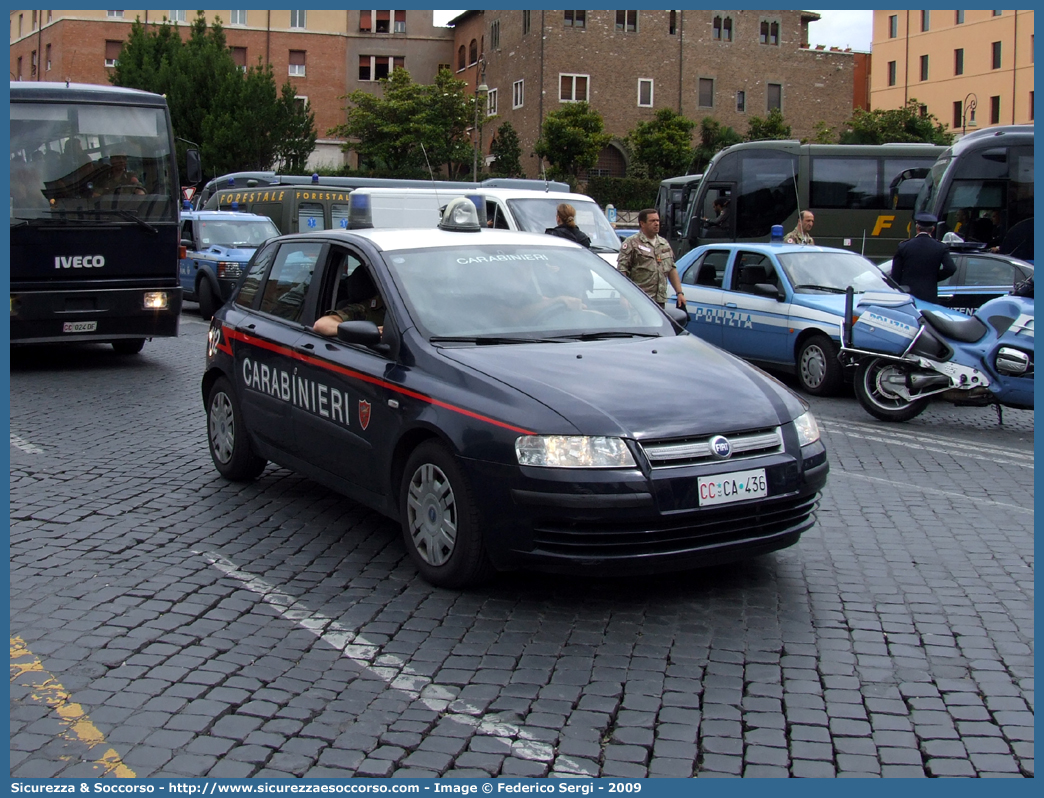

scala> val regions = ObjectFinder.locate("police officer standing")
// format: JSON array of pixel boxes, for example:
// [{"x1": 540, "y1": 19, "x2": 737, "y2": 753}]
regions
[
  {"x1": 891, "y1": 212, "x2": 957, "y2": 302},
  {"x1": 617, "y1": 208, "x2": 687, "y2": 311}
]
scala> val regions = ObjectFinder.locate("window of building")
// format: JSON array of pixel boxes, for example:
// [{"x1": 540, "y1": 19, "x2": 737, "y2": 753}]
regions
[
  {"x1": 45, "y1": 43, "x2": 51, "y2": 71},
  {"x1": 360, "y1": 10, "x2": 371, "y2": 31},
  {"x1": 457, "y1": 45, "x2": 466, "y2": 71},
  {"x1": 638, "y1": 79, "x2": 653, "y2": 107},
  {"x1": 887, "y1": 60, "x2": 897, "y2": 86},
  {"x1": 919, "y1": 104, "x2": 928, "y2": 117},
  {"x1": 698, "y1": 78, "x2": 714, "y2": 108},
  {"x1": 616, "y1": 11, "x2": 637, "y2": 32},
  {"x1": 290, "y1": 10, "x2": 306, "y2": 29},
  {"x1": 564, "y1": 11, "x2": 585, "y2": 29},
  {"x1": 669, "y1": 10, "x2": 677, "y2": 35},
  {"x1": 920, "y1": 54, "x2": 929, "y2": 81},
  {"x1": 1030, "y1": 91, "x2": 1034, "y2": 122},
  {"x1": 760, "y1": 19, "x2": 779, "y2": 46},
  {"x1": 394, "y1": 11, "x2": 406, "y2": 33},
  {"x1": 48, "y1": 11, "x2": 52, "y2": 23},
  {"x1": 736, "y1": 90, "x2": 745, "y2": 112},
  {"x1": 953, "y1": 100, "x2": 963, "y2": 130},
  {"x1": 289, "y1": 50, "x2": 306, "y2": 77},
  {"x1": 231, "y1": 47, "x2": 247, "y2": 70},
  {"x1": 991, "y1": 95, "x2": 1001, "y2": 124},
  {"x1": 170, "y1": 10, "x2": 186, "y2": 23},
  {"x1": 294, "y1": 96, "x2": 308, "y2": 113},
  {"x1": 107, "y1": 10, "x2": 124, "y2": 19},
  {"x1": 438, "y1": 63, "x2": 450, "y2": 74},
  {"x1": 955, "y1": 11, "x2": 965, "y2": 24},
  {"x1": 469, "y1": 39, "x2": 478, "y2": 65},
  {"x1": 992, "y1": 41, "x2": 1002, "y2": 69},
  {"x1": 920, "y1": 10, "x2": 929, "y2": 32},
  {"x1": 513, "y1": 79, "x2": 524, "y2": 109},
  {"x1": 954, "y1": 48, "x2": 964, "y2": 76},
  {"x1": 31, "y1": 50, "x2": 37, "y2": 78},
  {"x1": 993, "y1": 10, "x2": 1002, "y2": 16},
  {"x1": 31, "y1": 10, "x2": 37, "y2": 30},
  {"x1": 491, "y1": 19, "x2": 500, "y2": 49},
  {"x1": 487, "y1": 88, "x2": 498, "y2": 116},
  {"x1": 889, "y1": 14, "x2": 898, "y2": 38},
  {"x1": 767, "y1": 83, "x2": 782, "y2": 111},
  {"x1": 16, "y1": 56, "x2": 22, "y2": 80},
  {"x1": 359, "y1": 55, "x2": 404, "y2": 81},
  {"x1": 522, "y1": 10, "x2": 531, "y2": 35},
  {"x1": 560, "y1": 73, "x2": 589, "y2": 102},
  {"x1": 230, "y1": 10, "x2": 246, "y2": 26},
  {"x1": 104, "y1": 40, "x2": 122, "y2": 68}
]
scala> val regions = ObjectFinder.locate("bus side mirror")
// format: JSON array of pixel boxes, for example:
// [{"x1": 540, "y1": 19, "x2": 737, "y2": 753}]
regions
[{"x1": 186, "y1": 149, "x2": 202, "y2": 185}]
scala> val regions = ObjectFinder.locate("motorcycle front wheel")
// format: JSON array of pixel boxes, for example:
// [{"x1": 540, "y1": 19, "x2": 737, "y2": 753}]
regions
[{"x1": 853, "y1": 358, "x2": 930, "y2": 422}]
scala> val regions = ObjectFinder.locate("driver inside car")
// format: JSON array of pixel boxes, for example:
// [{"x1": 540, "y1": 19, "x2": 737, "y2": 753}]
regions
[{"x1": 313, "y1": 265, "x2": 385, "y2": 337}]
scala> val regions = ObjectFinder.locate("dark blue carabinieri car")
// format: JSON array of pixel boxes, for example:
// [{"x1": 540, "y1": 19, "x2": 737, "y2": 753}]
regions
[{"x1": 203, "y1": 198, "x2": 829, "y2": 587}]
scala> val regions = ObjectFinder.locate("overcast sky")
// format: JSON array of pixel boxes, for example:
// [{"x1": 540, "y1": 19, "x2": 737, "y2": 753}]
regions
[{"x1": 432, "y1": 10, "x2": 874, "y2": 52}]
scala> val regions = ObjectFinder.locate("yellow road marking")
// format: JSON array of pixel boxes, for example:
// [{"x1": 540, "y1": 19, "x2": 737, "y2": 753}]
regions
[{"x1": 11, "y1": 636, "x2": 136, "y2": 778}]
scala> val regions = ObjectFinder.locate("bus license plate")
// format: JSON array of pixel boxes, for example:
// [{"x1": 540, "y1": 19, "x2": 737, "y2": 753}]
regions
[
  {"x1": 698, "y1": 468, "x2": 768, "y2": 506},
  {"x1": 62, "y1": 321, "x2": 98, "y2": 333}
]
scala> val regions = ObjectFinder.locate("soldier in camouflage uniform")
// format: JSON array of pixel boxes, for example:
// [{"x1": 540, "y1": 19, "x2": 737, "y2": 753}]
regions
[
  {"x1": 617, "y1": 208, "x2": 687, "y2": 310},
  {"x1": 784, "y1": 210, "x2": 815, "y2": 245}
]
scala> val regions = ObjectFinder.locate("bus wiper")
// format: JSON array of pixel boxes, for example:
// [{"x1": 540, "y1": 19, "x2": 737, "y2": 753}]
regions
[
  {"x1": 793, "y1": 284, "x2": 846, "y2": 294},
  {"x1": 51, "y1": 209, "x2": 158, "y2": 234},
  {"x1": 429, "y1": 335, "x2": 562, "y2": 345},
  {"x1": 554, "y1": 331, "x2": 660, "y2": 341}
]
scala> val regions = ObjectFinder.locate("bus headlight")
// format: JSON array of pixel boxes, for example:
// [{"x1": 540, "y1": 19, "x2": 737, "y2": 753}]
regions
[
  {"x1": 515, "y1": 435, "x2": 636, "y2": 468},
  {"x1": 143, "y1": 291, "x2": 169, "y2": 310}
]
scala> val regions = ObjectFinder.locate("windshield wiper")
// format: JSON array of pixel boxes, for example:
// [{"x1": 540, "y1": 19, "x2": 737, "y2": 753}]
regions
[
  {"x1": 792, "y1": 284, "x2": 846, "y2": 294},
  {"x1": 429, "y1": 335, "x2": 561, "y2": 345},
  {"x1": 590, "y1": 244, "x2": 618, "y2": 252},
  {"x1": 45, "y1": 208, "x2": 158, "y2": 234},
  {"x1": 553, "y1": 331, "x2": 661, "y2": 341}
]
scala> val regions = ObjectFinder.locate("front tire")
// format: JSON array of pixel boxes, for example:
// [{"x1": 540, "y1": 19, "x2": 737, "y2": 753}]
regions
[
  {"x1": 111, "y1": 338, "x2": 145, "y2": 354},
  {"x1": 198, "y1": 279, "x2": 218, "y2": 321},
  {"x1": 853, "y1": 358, "x2": 929, "y2": 422},
  {"x1": 796, "y1": 334, "x2": 843, "y2": 396},
  {"x1": 400, "y1": 441, "x2": 494, "y2": 588},
  {"x1": 207, "y1": 376, "x2": 267, "y2": 480}
]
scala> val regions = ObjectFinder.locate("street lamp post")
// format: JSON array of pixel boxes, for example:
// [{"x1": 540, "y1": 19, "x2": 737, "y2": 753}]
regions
[
  {"x1": 472, "y1": 59, "x2": 488, "y2": 183},
  {"x1": 962, "y1": 92, "x2": 978, "y2": 136}
]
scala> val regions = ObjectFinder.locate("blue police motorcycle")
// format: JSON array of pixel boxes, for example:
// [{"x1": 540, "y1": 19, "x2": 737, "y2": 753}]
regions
[{"x1": 840, "y1": 278, "x2": 1034, "y2": 422}]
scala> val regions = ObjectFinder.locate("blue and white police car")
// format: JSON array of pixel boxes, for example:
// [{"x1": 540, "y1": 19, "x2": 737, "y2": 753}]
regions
[
  {"x1": 673, "y1": 242, "x2": 918, "y2": 396},
  {"x1": 203, "y1": 198, "x2": 829, "y2": 588},
  {"x1": 179, "y1": 209, "x2": 280, "y2": 319}
]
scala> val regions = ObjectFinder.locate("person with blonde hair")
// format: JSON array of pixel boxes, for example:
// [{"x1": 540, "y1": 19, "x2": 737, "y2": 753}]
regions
[{"x1": 544, "y1": 202, "x2": 591, "y2": 248}]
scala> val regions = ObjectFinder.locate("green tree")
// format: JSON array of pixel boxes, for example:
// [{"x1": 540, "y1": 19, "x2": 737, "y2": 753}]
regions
[
  {"x1": 330, "y1": 68, "x2": 476, "y2": 177},
  {"x1": 111, "y1": 12, "x2": 316, "y2": 180},
  {"x1": 746, "y1": 108, "x2": 792, "y2": 141},
  {"x1": 810, "y1": 120, "x2": 837, "y2": 144},
  {"x1": 839, "y1": 100, "x2": 954, "y2": 145},
  {"x1": 533, "y1": 102, "x2": 613, "y2": 184},
  {"x1": 626, "y1": 108, "x2": 696, "y2": 181},
  {"x1": 690, "y1": 117, "x2": 742, "y2": 174},
  {"x1": 274, "y1": 81, "x2": 318, "y2": 173},
  {"x1": 489, "y1": 121, "x2": 523, "y2": 177}
]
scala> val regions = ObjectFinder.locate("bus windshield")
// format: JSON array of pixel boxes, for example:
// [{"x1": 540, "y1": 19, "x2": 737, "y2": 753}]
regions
[{"x1": 10, "y1": 102, "x2": 176, "y2": 224}]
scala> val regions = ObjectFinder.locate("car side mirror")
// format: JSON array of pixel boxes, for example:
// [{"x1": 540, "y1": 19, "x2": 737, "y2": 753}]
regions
[
  {"x1": 754, "y1": 283, "x2": 783, "y2": 301},
  {"x1": 336, "y1": 320, "x2": 382, "y2": 348},
  {"x1": 665, "y1": 305, "x2": 690, "y2": 327},
  {"x1": 181, "y1": 238, "x2": 194, "y2": 248}
]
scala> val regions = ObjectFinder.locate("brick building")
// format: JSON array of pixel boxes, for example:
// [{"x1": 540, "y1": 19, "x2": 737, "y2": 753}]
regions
[
  {"x1": 871, "y1": 10, "x2": 1034, "y2": 134},
  {"x1": 451, "y1": 9, "x2": 858, "y2": 178},
  {"x1": 9, "y1": 9, "x2": 453, "y2": 168},
  {"x1": 11, "y1": 9, "x2": 858, "y2": 177}
]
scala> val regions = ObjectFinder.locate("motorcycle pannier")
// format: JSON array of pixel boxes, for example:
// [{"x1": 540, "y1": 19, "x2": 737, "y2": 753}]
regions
[{"x1": 851, "y1": 306, "x2": 920, "y2": 356}]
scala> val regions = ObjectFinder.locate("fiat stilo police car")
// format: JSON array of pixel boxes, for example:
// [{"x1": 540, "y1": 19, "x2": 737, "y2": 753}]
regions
[{"x1": 203, "y1": 198, "x2": 829, "y2": 587}]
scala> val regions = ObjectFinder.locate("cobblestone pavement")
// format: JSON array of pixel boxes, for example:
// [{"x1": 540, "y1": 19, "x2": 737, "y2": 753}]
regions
[{"x1": 10, "y1": 310, "x2": 1033, "y2": 778}]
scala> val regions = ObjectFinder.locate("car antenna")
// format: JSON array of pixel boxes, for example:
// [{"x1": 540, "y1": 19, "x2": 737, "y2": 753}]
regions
[
  {"x1": 540, "y1": 161, "x2": 549, "y2": 193},
  {"x1": 420, "y1": 142, "x2": 442, "y2": 220}
]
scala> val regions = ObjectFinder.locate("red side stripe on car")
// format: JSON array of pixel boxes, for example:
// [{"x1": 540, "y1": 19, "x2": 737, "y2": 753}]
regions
[{"x1": 223, "y1": 327, "x2": 536, "y2": 436}]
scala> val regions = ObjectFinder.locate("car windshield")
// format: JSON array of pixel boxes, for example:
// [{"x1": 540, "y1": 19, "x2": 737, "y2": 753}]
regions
[
  {"x1": 505, "y1": 198, "x2": 621, "y2": 252},
  {"x1": 383, "y1": 244, "x2": 670, "y2": 340},
  {"x1": 199, "y1": 218, "x2": 279, "y2": 248},
  {"x1": 778, "y1": 251, "x2": 896, "y2": 294}
]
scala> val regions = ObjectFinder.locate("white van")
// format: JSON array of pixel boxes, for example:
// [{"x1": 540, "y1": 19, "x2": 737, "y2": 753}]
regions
[{"x1": 347, "y1": 187, "x2": 622, "y2": 267}]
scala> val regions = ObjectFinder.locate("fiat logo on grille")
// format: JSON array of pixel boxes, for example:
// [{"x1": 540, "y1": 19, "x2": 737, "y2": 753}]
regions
[{"x1": 709, "y1": 435, "x2": 732, "y2": 459}]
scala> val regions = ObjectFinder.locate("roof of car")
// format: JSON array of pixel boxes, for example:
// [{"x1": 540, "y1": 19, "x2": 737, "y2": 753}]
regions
[
  {"x1": 285, "y1": 227, "x2": 589, "y2": 253},
  {"x1": 181, "y1": 210, "x2": 271, "y2": 221},
  {"x1": 688, "y1": 242, "x2": 868, "y2": 258}
]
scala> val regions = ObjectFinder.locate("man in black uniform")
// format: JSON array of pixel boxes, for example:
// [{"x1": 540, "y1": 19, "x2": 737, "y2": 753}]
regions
[{"x1": 891, "y1": 212, "x2": 957, "y2": 302}]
